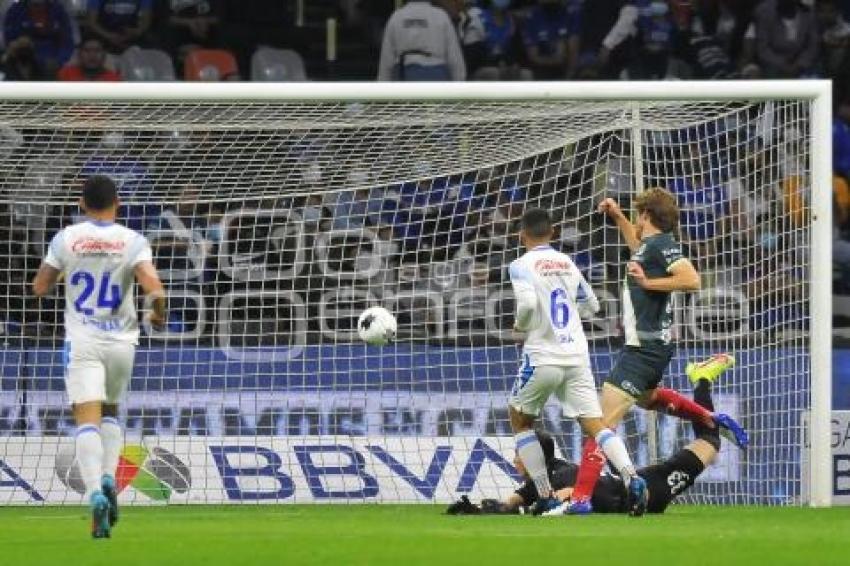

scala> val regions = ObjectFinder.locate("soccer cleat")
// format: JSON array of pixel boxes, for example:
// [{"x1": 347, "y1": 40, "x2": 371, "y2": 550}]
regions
[
  {"x1": 686, "y1": 353, "x2": 735, "y2": 385},
  {"x1": 627, "y1": 476, "x2": 648, "y2": 517},
  {"x1": 566, "y1": 497, "x2": 593, "y2": 515},
  {"x1": 102, "y1": 475, "x2": 119, "y2": 527},
  {"x1": 90, "y1": 492, "x2": 111, "y2": 539},
  {"x1": 531, "y1": 496, "x2": 561, "y2": 516},
  {"x1": 714, "y1": 413, "x2": 749, "y2": 449}
]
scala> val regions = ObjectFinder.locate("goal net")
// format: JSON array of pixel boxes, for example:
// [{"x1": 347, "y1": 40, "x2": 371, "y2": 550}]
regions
[{"x1": 0, "y1": 84, "x2": 830, "y2": 506}]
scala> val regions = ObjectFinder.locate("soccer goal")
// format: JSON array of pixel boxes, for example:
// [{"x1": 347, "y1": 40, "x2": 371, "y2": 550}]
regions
[{"x1": 0, "y1": 81, "x2": 832, "y2": 507}]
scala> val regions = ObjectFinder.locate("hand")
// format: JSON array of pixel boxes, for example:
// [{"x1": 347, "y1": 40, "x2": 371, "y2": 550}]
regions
[
  {"x1": 598, "y1": 197, "x2": 623, "y2": 219},
  {"x1": 627, "y1": 261, "x2": 648, "y2": 287},
  {"x1": 147, "y1": 310, "x2": 167, "y2": 331}
]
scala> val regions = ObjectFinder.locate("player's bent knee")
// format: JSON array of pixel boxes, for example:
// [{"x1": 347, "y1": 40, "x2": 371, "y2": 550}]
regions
[
  {"x1": 72, "y1": 401, "x2": 103, "y2": 425},
  {"x1": 508, "y1": 405, "x2": 536, "y2": 431},
  {"x1": 577, "y1": 416, "x2": 605, "y2": 437}
]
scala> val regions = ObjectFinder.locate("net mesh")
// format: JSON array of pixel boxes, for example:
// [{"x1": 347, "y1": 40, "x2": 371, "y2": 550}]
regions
[{"x1": 0, "y1": 98, "x2": 811, "y2": 505}]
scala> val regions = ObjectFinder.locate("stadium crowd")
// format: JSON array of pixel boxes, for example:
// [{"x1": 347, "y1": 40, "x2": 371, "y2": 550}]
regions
[{"x1": 0, "y1": 0, "x2": 845, "y2": 339}]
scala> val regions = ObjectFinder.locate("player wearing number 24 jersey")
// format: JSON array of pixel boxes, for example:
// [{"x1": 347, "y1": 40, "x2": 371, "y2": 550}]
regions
[
  {"x1": 507, "y1": 208, "x2": 649, "y2": 517},
  {"x1": 32, "y1": 175, "x2": 167, "y2": 539}
]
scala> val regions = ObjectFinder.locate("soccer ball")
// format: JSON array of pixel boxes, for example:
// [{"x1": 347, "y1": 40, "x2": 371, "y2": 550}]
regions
[{"x1": 357, "y1": 306, "x2": 397, "y2": 346}]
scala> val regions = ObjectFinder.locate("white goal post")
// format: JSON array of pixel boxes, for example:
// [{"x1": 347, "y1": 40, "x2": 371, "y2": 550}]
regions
[{"x1": 0, "y1": 80, "x2": 832, "y2": 507}]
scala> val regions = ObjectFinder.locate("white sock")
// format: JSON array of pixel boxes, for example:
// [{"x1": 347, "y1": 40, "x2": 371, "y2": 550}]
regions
[
  {"x1": 595, "y1": 428, "x2": 636, "y2": 483},
  {"x1": 101, "y1": 417, "x2": 123, "y2": 480},
  {"x1": 75, "y1": 424, "x2": 104, "y2": 499},
  {"x1": 515, "y1": 430, "x2": 552, "y2": 498}
]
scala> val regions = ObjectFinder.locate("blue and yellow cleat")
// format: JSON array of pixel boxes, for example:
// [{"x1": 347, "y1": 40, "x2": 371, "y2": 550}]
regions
[
  {"x1": 627, "y1": 476, "x2": 648, "y2": 517},
  {"x1": 714, "y1": 413, "x2": 749, "y2": 449},
  {"x1": 686, "y1": 353, "x2": 735, "y2": 385},
  {"x1": 102, "y1": 475, "x2": 119, "y2": 528},
  {"x1": 90, "y1": 491, "x2": 111, "y2": 539}
]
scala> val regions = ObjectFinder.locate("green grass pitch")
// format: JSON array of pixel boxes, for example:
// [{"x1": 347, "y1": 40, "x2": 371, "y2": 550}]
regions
[{"x1": 1, "y1": 505, "x2": 848, "y2": 565}]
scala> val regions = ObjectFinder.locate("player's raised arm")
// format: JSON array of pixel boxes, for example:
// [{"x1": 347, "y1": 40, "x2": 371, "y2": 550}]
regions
[
  {"x1": 134, "y1": 260, "x2": 167, "y2": 330},
  {"x1": 598, "y1": 197, "x2": 640, "y2": 252}
]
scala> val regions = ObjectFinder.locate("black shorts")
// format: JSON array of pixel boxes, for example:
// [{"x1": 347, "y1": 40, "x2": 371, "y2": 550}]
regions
[
  {"x1": 638, "y1": 449, "x2": 705, "y2": 513},
  {"x1": 606, "y1": 343, "x2": 675, "y2": 397}
]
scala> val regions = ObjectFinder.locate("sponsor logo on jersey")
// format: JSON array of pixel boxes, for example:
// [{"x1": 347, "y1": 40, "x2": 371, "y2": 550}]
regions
[
  {"x1": 55, "y1": 444, "x2": 191, "y2": 501},
  {"x1": 533, "y1": 258, "x2": 571, "y2": 275},
  {"x1": 70, "y1": 237, "x2": 126, "y2": 255}
]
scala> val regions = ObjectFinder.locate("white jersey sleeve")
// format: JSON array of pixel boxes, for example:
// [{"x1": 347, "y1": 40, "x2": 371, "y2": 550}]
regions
[
  {"x1": 510, "y1": 245, "x2": 595, "y2": 367},
  {"x1": 45, "y1": 220, "x2": 151, "y2": 345}
]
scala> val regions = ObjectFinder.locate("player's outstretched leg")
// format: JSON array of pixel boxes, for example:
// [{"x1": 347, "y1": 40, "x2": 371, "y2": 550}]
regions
[
  {"x1": 686, "y1": 354, "x2": 749, "y2": 449},
  {"x1": 644, "y1": 353, "x2": 737, "y2": 427}
]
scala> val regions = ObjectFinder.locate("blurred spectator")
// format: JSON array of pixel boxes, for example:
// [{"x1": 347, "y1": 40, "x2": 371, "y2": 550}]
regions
[
  {"x1": 0, "y1": 35, "x2": 51, "y2": 80},
  {"x1": 85, "y1": 0, "x2": 154, "y2": 53},
  {"x1": 753, "y1": 0, "x2": 818, "y2": 78},
  {"x1": 378, "y1": 0, "x2": 466, "y2": 81},
  {"x1": 521, "y1": 0, "x2": 573, "y2": 80},
  {"x1": 2, "y1": 0, "x2": 76, "y2": 74},
  {"x1": 834, "y1": 91, "x2": 850, "y2": 181},
  {"x1": 57, "y1": 36, "x2": 121, "y2": 80},
  {"x1": 156, "y1": 0, "x2": 222, "y2": 57},
  {"x1": 219, "y1": 0, "x2": 290, "y2": 73},
  {"x1": 572, "y1": 0, "x2": 625, "y2": 79},
  {"x1": 600, "y1": 0, "x2": 676, "y2": 80},
  {"x1": 474, "y1": 0, "x2": 532, "y2": 80},
  {"x1": 816, "y1": 0, "x2": 850, "y2": 79},
  {"x1": 437, "y1": 0, "x2": 486, "y2": 74},
  {"x1": 675, "y1": 14, "x2": 734, "y2": 78}
]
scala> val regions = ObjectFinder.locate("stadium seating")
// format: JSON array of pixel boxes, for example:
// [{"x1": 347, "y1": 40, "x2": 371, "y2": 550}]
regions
[
  {"x1": 184, "y1": 49, "x2": 239, "y2": 81},
  {"x1": 250, "y1": 47, "x2": 308, "y2": 82},
  {"x1": 119, "y1": 47, "x2": 176, "y2": 81}
]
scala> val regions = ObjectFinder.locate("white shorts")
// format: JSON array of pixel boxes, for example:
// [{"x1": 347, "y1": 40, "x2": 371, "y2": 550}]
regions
[
  {"x1": 509, "y1": 364, "x2": 602, "y2": 419},
  {"x1": 63, "y1": 340, "x2": 135, "y2": 405}
]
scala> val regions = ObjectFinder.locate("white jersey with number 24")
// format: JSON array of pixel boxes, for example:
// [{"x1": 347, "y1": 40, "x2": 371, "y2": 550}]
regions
[
  {"x1": 509, "y1": 245, "x2": 600, "y2": 367},
  {"x1": 44, "y1": 219, "x2": 152, "y2": 345}
]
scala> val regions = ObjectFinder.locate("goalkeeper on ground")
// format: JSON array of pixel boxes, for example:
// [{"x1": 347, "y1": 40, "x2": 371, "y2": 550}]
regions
[{"x1": 448, "y1": 356, "x2": 736, "y2": 516}]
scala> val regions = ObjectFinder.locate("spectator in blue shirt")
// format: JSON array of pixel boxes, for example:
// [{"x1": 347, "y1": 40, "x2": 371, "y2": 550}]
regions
[
  {"x1": 475, "y1": 0, "x2": 532, "y2": 80},
  {"x1": 521, "y1": 0, "x2": 574, "y2": 79},
  {"x1": 85, "y1": 0, "x2": 153, "y2": 52},
  {"x1": 2, "y1": 0, "x2": 75, "y2": 73}
]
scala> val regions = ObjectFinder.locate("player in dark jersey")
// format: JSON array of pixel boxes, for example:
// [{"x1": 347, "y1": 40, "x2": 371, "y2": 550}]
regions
[
  {"x1": 562, "y1": 189, "x2": 748, "y2": 515},
  {"x1": 446, "y1": 359, "x2": 735, "y2": 516}
]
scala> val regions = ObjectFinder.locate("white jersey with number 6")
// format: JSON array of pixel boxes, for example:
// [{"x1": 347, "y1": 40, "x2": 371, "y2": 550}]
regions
[
  {"x1": 509, "y1": 245, "x2": 600, "y2": 367},
  {"x1": 44, "y1": 219, "x2": 152, "y2": 345}
]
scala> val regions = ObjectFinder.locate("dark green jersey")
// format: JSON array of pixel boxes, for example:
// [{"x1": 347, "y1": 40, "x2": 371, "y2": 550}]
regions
[{"x1": 622, "y1": 232, "x2": 686, "y2": 346}]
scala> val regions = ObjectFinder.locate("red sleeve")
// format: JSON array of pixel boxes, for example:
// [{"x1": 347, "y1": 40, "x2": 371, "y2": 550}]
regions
[
  {"x1": 57, "y1": 66, "x2": 79, "y2": 81},
  {"x1": 100, "y1": 70, "x2": 122, "y2": 81}
]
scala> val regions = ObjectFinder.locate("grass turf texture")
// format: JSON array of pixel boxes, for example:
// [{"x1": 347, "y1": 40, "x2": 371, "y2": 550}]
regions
[{"x1": 0, "y1": 505, "x2": 847, "y2": 565}]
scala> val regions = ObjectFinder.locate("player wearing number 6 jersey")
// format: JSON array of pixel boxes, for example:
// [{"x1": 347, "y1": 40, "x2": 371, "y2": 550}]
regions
[
  {"x1": 32, "y1": 175, "x2": 167, "y2": 539},
  {"x1": 508, "y1": 208, "x2": 649, "y2": 516}
]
